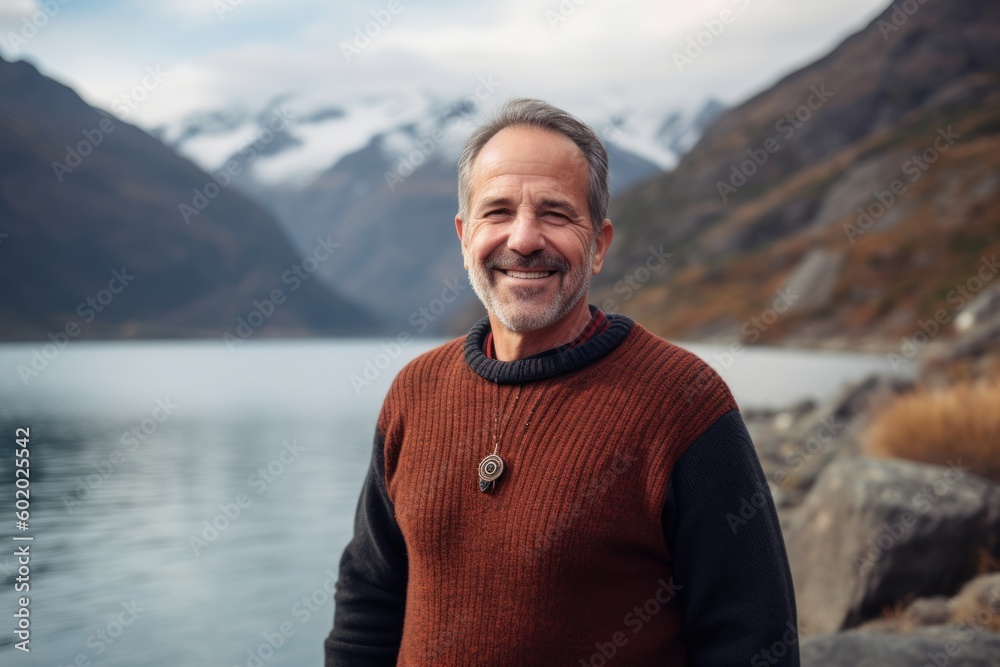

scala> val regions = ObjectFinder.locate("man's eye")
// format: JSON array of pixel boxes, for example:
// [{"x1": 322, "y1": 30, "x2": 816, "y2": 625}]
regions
[
  {"x1": 485, "y1": 209, "x2": 508, "y2": 217},
  {"x1": 542, "y1": 211, "x2": 568, "y2": 220}
]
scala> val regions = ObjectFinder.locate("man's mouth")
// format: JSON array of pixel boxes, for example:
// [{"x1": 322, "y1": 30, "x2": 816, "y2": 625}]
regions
[{"x1": 498, "y1": 269, "x2": 558, "y2": 280}]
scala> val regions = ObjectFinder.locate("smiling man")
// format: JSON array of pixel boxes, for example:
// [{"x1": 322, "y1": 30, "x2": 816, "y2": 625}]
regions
[{"x1": 326, "y1": 98, "x2": 799, "y2": 666}]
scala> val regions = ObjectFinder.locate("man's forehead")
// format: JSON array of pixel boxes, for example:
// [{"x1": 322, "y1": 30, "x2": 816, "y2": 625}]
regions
[
  {"x1": 469, "y1": 126, "x2": 588, "y2": 201},
  {"x1": 472, "y1": 125, "x2": 587, "y2": 178}
]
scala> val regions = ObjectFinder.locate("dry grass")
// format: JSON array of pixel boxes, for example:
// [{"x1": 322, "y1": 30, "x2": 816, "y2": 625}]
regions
[
  {"x1": 950, "y1": 573, "x2": 1000, "y2": 632},
  {"x1": 861, "y1": 378, "x2": 1000, "y2": 482}
]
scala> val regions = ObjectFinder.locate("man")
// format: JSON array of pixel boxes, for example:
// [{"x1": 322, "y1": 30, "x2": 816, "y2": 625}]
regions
[{"x1": 326, "y1": 98, "x2": 799, "y2": 666}]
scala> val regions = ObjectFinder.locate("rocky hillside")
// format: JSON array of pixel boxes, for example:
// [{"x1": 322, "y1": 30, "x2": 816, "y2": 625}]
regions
[
  {"x1": 0, "y1": 56, "x2": 382, "y2": 342},
  {"x1": 597, "y1": 0, "x2": 1000, "y2": 353}
]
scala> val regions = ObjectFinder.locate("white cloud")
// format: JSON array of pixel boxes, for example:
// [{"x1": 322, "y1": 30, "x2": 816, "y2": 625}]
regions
[
  {"x1": 0, "y1": 0, "x2": 37, "y2": 20},
  {"x1": 3, "y1": 0, "x2": 891, "y2": 139}
]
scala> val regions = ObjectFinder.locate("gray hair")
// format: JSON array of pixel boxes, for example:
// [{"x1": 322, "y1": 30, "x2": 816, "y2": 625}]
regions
[{"x1": 457, "y1": 98, "x2": 610, "y2": 233}]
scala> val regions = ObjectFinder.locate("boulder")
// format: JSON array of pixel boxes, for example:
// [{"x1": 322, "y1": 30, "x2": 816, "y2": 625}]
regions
[
  {"x1": 801, "y1": 627, "x2": 1000, "y2": 666},
  {"x1": 784, "y1": 457, "x2": 1000, "y2": 634}
]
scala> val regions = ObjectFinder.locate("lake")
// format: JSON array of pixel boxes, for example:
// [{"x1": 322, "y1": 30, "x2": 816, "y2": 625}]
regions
[{"x1": 0, "y1": 337, "x2": 897, "y2": 666}]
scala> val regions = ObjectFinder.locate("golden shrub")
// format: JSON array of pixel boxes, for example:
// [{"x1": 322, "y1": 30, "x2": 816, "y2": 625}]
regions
[{"x1": 862, "y1": 378, "x2": 1000, "y2": 482}]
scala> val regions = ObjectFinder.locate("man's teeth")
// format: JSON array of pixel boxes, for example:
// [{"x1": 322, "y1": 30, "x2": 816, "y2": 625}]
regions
[{"x1": 504, "y1": 270, "x2": 554, "y2": 279}]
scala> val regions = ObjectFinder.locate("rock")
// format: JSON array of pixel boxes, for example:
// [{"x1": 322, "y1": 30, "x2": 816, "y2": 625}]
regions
[
  {"x1": 855, "y1": 574, "x2": 1000, "y2": 636},
  {"x1": 759, "y1": 374, "x2": 913, "y2": 508},
  {"x1": 950, "y1": 573, "x2": 1000, "y2": 632},
  {"x1": 777, "y1": 248, "x2": 846, "y2": 312},
  {"x1": 905, "y1": 596, "x2": 955, "y2": 627},
  {"x1": 784, "y1": 457, "x2": 1000, "y2": 635},
  {"x1": 955, "y1": 282, "x2": 1000, "y2": 333},
  {"x1": 923, "y1": 281, "x2": 1000, "y2": 373},
  {"x1": 801, "y1": 627, "x2": 1000, "y2": 666}
]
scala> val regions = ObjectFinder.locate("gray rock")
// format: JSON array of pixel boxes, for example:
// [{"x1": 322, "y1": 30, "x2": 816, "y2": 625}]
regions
[
  {"x1": 802, "y1": 627, "x2": 1000, "y2": 667},
  {"x1": 906, "y1": 596, "x2": 955, "y2": 627},
  {"x1": 785, "y1": 457, "x2": 1000, "y2": 635},
  {"x1": 760, "y1": 373, "x2": 912, "y2": 508}
]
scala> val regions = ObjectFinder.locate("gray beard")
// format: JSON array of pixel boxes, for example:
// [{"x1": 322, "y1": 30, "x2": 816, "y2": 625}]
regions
[{"x1": 465, "y1": 240, "x2": 595, "y2": 333}]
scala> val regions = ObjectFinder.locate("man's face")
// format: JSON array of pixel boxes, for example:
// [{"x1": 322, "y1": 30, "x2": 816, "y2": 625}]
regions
[{"x1": 456, "y1": 125, "x2": 612, "y2": 332}]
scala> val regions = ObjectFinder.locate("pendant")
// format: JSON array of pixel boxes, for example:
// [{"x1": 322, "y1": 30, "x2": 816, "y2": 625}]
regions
[{"x1": 478, "y1": 453, "x2": 504, "y2": 493}]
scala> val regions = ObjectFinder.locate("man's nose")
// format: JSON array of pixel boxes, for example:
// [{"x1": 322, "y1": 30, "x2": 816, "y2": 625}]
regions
[{"x1": 506, "y1": 210, "x2": 546, "y2": 256}]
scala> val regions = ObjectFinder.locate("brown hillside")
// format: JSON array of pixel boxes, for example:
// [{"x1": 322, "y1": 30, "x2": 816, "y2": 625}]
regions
[{"x1": 598, "y1": 0, "x2": 1000, "y2": 352}]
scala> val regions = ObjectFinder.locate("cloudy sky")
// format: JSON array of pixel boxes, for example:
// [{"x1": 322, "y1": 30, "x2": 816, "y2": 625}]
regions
[{"x1": 0, "y1": 0, "x2": 890, "y2": 131}]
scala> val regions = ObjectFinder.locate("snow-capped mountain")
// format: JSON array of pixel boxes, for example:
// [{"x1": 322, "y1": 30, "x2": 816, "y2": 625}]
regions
[
  {"x1": 151, "y1": 91, "x2": 724, "y2": 332},
  {"x1": 155, "y1": 91, "x2": 723, "y2": 190}
]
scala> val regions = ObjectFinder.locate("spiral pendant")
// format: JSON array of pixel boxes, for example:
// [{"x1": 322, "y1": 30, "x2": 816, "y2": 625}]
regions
[{"x1": 478, "y1": 453, "x2": 505, "y2": 493}]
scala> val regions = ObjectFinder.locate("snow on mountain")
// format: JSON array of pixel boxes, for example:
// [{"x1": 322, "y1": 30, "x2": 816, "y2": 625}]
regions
[{"x1": 153, "y1": 91, "x2": 724, "y2": 190}]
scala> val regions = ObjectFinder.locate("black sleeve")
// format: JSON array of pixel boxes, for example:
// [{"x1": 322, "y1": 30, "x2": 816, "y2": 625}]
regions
[
  {"x1": 324, "y1": 426, "x2": 408, "y2": 666},
  {"x1": 662, "y1": 409, "x2": 800, "y2": 667}
]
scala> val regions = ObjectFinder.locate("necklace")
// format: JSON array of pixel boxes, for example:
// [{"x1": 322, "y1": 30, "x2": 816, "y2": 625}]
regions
[{"x1": 478, "y1": 381, "x2": 543, "y2": 493}]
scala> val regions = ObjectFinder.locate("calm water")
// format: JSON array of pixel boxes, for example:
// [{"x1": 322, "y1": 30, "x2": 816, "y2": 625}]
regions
[{"x1": 0, "y1": 337, "x2": 893, "y2": 666}]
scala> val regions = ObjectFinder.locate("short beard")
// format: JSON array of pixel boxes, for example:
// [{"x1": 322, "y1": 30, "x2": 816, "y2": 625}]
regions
[{"x1": 465, "y1": 240, "x2": 595, "y2": 333}]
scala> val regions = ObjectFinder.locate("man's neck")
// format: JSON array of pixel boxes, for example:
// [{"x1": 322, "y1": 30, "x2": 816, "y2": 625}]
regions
[{"x1": 489, "y1": 298, "x2": 593, "y2": 361}]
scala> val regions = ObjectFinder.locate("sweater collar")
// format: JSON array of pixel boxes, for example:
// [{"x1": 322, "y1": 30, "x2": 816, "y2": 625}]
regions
[{"x1": 463, "y1": 304, "x2": 634, "y2": 384}]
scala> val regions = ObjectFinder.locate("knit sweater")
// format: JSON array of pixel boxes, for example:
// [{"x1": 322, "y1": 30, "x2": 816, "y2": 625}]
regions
[{"x1": 326, "y1": 308, "x2": 799, "y2": 666}]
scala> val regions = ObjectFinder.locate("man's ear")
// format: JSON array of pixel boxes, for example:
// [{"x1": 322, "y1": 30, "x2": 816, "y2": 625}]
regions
[
  {"x1": 591, "y1": 218, "x2": 614, "y2": 274},
  {"x1": 455, "y1": 215, "x2": 468, "y2": 269}
]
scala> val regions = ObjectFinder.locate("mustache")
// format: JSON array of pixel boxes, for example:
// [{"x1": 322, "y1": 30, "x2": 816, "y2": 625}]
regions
[{"x1": 483, "y1": 251, "x2": 570, "y2": 272}]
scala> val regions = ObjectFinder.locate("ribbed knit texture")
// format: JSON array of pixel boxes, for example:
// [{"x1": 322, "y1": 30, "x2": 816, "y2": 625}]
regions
[{"x1": 377, "y1": 313, "x2": 737, "y2": 665}]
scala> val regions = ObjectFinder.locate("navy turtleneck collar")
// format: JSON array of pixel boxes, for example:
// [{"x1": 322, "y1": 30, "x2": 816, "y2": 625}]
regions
[{"x1": 463, "y1": 304, "x2": 634, "y2": 384}]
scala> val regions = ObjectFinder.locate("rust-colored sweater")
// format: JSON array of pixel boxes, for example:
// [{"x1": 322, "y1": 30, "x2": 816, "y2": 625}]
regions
[{"x1": 327, "y1": 308, "x2": 799, "y2": 666}]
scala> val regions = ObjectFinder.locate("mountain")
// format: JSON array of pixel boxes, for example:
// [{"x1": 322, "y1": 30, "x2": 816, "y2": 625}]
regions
[
  {"x1": 0, "y1": 55, "x2": 382, "y2": 343},
  {"x1": 597, "y1": 0, "x2": 1000, "y2": 351},
  {"x1": 156, "y1": 92, "x2": 723, "y2": 331}
]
